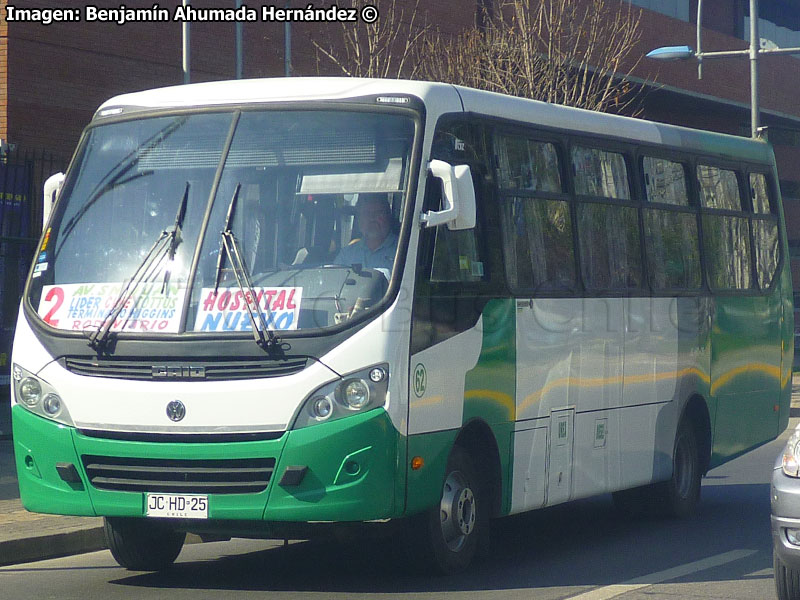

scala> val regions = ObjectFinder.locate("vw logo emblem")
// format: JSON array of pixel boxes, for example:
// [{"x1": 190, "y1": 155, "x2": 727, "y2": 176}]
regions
[{"x1": 166, "y1": 400, "x2": 186, "y2": 422}]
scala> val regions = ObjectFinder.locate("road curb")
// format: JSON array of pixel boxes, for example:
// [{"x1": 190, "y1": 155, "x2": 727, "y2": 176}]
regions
[
  {"x1": 0, "y1": 526, "x2": 106, "y2": 567},
  {"x1": 0, "y1": 528, "x2": 205, "y2": 567}
]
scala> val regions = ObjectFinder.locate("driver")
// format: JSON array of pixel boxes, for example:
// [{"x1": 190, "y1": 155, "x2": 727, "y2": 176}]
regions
[{"x1": 335, "y1": 194, "x2": 398, "y2": 272}]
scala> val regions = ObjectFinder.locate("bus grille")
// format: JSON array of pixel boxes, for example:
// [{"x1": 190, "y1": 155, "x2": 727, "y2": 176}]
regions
[
  {"x1": 81, "y1": 455, "x2": 276, "y2": 494},
  {"x1": 62, "y1": 357, "x2": 308, "y2": 381}
]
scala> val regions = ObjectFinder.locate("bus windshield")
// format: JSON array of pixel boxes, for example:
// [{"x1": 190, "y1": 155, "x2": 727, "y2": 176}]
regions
[{"x1": 28, "y1": 109, "x2": 416, "y2": 336}]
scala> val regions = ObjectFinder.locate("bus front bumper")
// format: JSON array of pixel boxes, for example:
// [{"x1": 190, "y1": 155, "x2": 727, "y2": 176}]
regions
[{"x1": 12, "y1": 405, "x2": 404, "y2": 525}]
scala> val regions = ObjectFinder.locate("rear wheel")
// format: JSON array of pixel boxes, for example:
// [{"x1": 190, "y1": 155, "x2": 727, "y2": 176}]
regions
[
  {"x1": 613, "y1": 417, "x2": 701, "y2": 517},
  {"x1": 656, "y1": 416, "x2": 701, "y2": 517},
  {"x1": 104, "y1": 517, "x2": 185, "y2": 571},
  {"x1": 402, "y1": 446, "x2": 487, "y2": 575},
  {"x1": 775, "y1": 551, "x2": 800, "y2": 600}
]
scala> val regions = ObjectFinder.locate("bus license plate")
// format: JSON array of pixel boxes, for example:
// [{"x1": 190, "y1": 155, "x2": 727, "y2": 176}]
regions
[{"x1": 146, "y1": 494, "x2": 208, "y2": 519}]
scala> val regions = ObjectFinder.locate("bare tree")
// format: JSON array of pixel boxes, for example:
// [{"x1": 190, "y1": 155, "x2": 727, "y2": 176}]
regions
[
  {"x1": 311, "y1": 0, "x2": 429, "y2": 79},
  {"x1": 309, "y1": 0, "x2": 647, "y2": 114},
  {"x1": 420, "y1": 0, "x2": 646, "y2": 113}
]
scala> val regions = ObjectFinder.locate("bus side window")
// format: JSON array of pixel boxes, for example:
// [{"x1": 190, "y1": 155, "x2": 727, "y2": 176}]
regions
[
  {"x1": 496, "y1": 135, "x2": 562, "y2": 193},
  {"x1": 750, "y1": 173, "x2": 780, "y2": 290},
  {"x1": 571, "y1": 146, "x2": 630, "y2": 200},
  {"x1": 697, "y1": 165, "x2": 753, "y2": 291},
  {"x1": 571, "y1": 145, "x2": 641, "y2": 292},
  {"x1": 428, "y1": 175, "x2": 486, "y2": 283},
  {"x1": 641, "y1": 157, "x2": 701, "y2": 292},
  {"x1": 427, "y1": 122, "x2": 488, "y2": 283},
  {"x1": 500, "y1": 197, "x2": 575, "y2": 293},
  {"x1": 411, "y1": 121, "x2": 492, "y2": 354},
  {"x1": 643, "y1": 208, "x2": 701, "y2": 292},
  {"x1": 697, "y1": 165, "x2": 741, "y2": 210},
  {"x1": 576, "y1": 202, "x2": 642, "y2": 291},
  {"x1": 494, "y1": 134, "x2": 574, "y2": 294},
  {"x1": 642, "y1": 156, "x2": 689, "y2": 206},
  {"x1": 750, "y1": 172, "x2": 772, "y2": 214},
  {"x1": 702, "y1": 213, "x2": 753, "y2": 291}
]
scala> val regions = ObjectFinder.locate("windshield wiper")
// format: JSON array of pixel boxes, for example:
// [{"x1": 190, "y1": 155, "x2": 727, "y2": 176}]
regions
[
  {"x1": 89, "y1": 182, "x2": 190, "y2": 349},
  {"x1": 161, "y1": 182, "x2": 190, "y2": 292},
  {"x1": 213, "y1": 183, "x2": 278, "y2": 349}
]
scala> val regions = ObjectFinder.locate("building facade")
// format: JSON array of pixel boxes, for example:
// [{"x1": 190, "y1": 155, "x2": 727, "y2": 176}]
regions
[{"x1": 1, "y1": 0, "x2": 800, "y2": 321}]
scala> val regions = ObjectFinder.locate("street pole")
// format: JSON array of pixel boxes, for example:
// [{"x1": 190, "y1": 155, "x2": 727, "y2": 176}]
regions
[
  {"x1": 285, "y1": 0, "x2": 292, "y2": 77},
  {"x1": 648, "y1": 0, "x2": 800, "y2": 139},
  {"x1": 182, "y1": 0, "x2": 191, "y2": 84},
  {"x1": 236, "y1": 0, "x2": 243, "y2": 79},
  {"x1": 696, "y1": 0, "x2": 703, "y2": 79},
  {"x1": 750, "y1": 0, "x2": 760, "y2": 138}
]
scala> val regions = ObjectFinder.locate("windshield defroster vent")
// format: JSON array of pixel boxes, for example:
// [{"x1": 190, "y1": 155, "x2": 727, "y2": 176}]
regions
[{"x1": 61, "y1": 356, "x2": 308, "y2": 381}]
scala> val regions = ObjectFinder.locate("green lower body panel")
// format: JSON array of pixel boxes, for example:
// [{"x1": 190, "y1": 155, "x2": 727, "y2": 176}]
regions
[
  {"x1": 12, "y1": 405, "x2": 402, "y2": 524},
  {"x1": 405, "y1": 429, "x2": 458, "y2": 516},
  {"x1": 265, "y1": 409, "x2": 402, "y2": 521},
  {"x1": 13, "y1": 406, "x2": 95, "y2": 516}
]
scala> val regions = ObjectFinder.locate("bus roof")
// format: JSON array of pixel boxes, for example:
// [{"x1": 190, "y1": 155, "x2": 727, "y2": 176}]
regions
[
  {"x1": 453, "y1": 85, "x2": 773, "y2": 164},
  {"x1": 95, "y1": 77, "x2": 459, "y2": 115},
  {"x1": 96, "y1": 77, "x2": 773, "y2": 165}
]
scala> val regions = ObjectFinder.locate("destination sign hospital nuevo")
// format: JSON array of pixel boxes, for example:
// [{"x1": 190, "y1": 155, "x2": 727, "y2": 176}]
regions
[
  {"x1": 195, "y1": 287, "x2": 302, "y2": 332},
  {"x1": 4, "y1": 4, "x2": 376, "y2": 25}
]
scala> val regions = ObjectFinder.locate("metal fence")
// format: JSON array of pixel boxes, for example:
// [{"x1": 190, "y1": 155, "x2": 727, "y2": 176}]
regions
[{"x1": 0, "y1": 148, "x2": 67, "y2": 386}]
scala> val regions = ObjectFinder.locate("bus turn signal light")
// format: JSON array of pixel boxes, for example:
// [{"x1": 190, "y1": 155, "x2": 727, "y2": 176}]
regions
[{"x1": 411, "y1": 456, "x2": 424, "y2": 470}]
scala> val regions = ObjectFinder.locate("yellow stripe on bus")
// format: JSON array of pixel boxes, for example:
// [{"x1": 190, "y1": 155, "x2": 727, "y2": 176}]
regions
[
  {"x1": 517, "y1": 366, "x2": 709, "y2": 414},
  {"x1": 410, "y1": 361, "x2": 786, "y2": 417}
]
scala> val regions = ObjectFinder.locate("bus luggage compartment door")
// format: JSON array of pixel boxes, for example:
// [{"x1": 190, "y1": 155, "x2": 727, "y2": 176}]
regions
[{"x1": 548, "y1": 408, "x2": 574, "y2": 506}]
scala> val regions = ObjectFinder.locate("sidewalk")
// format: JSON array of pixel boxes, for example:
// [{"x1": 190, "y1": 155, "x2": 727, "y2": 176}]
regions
[
  {"x1": 0, "y1": 439, "x2": 105, "y2": 566},
  {"x1": 1, "y1": 387, "x2": 11, "y2": 439},
  {"x1": 1, "y1": 377, "x2": 800, "y2": 568}
]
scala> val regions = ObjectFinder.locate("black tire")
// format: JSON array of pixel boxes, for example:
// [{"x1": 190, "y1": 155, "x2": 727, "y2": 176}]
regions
[
  {"x1": 104, "y1": 517, "x2": 185, "y2": 571},
  {"x1": 402, "y1": 446, "x2": 487, "y2": 575},
  {"x1": 656, "y1": 416, "x2": 702, "y2": 517},
  {"x1": 613, "y1": 417, "x2": 701, "y2": 518},
  {"x1": 775, "y1": 551, "x2": 800, "y2": 600}
]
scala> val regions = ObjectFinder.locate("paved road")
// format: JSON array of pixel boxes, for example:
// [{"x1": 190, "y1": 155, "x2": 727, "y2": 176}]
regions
[{"x1": 0, "y1": 421, "x2": 792, "y2": 600}]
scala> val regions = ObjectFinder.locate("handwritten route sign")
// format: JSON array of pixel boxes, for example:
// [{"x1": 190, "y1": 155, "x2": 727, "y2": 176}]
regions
[
  {"x1": 194, "y1": 287, "x2": 302, "y2": 332},
  {"x1": 37, "y1": 282, "x2": 186, "y2": 332}
]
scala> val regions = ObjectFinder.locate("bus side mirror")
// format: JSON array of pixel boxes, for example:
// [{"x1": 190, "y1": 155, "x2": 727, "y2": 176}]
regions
[
  {"x1": 420, "y1": 159, "x2": 476, "y2": 230},
  {"x1": 42, "y1": 172, "x2": 65, "y2": 228}
]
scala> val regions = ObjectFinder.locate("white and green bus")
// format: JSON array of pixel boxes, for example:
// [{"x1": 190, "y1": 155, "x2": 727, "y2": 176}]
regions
[{"x1": 11, "y1": 78, "x2": 793, "y2": 573}]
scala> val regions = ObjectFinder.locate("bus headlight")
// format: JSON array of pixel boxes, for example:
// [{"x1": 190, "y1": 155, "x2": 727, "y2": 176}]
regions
[
  {"x1": 782, "y1": 427, "x2": 800, "y2": 477},
  {"x1": 293, "y1": 364, "x2": 389, "y2": 430},
  {"x1": 19, "y1": 378, "x2": 42, "y2": 407},
  {"x1": 310, "y1": 396, "x2": 334, "y2": 421},
  {"x1": 341, "y1": 379, "x2": 370, "y2": 410},
  {"x1": 42, "y1": 393, "x2": 63, "y2": 417},
  {"x1": 11, "y1": 364, "x2": 74, "y2": 427}
]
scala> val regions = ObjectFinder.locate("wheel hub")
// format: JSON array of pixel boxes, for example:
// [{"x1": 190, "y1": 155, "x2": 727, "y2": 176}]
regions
[{"x1": 440, "y1": 471, "x2": 476, "y2": 552}]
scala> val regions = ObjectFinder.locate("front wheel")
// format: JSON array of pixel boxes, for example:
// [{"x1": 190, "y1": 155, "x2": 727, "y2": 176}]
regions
[
  {"x1": 104, "y1": 517, "x2": 185, "y2": 571},
  {"x1": 402, "y1": 446, "x2": 487, "y2": 575},
  {"x1": 775, "y1": 551, "x2": 800, "y2": 600}
]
